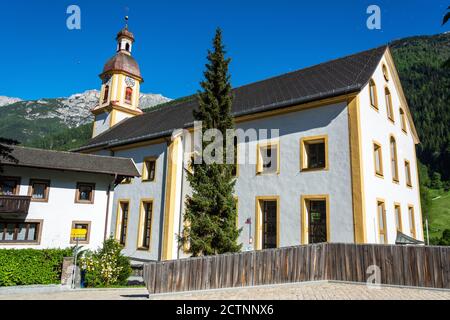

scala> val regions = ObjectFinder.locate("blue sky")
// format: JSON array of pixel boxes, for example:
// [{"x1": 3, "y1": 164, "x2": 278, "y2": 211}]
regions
[{"x1": 1, "y1": 0, "x2": 449, "y2": 100}]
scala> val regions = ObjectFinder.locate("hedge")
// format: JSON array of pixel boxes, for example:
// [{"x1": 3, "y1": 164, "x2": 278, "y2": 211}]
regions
[{"x1": 0, "y1": 248, "x2": 72, "y2": 287}]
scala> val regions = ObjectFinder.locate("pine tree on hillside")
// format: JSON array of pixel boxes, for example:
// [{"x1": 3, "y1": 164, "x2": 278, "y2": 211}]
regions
[
  {"x1": 179, "y1": 28, "x2": 242, "y2": 256},
  {"x1": 0, "y1": 137, "x2": 18, "y2": 173}
]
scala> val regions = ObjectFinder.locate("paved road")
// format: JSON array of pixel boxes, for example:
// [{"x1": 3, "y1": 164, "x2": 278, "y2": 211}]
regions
[
  {"x1": 1, "y1": 282, "x2": 449, "y2": 300},
  {"x1": 150, "y1": 281, "x2": 450, "y2": 300}
]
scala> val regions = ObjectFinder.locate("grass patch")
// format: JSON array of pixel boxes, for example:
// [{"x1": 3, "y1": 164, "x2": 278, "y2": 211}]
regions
[{"x1": 427, "y1": 189, "x2": 450, "y2": 239}]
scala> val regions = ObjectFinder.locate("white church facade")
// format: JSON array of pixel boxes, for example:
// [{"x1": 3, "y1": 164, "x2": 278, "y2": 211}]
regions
[{"x1": 75, "y1": 26, "x2": 424, "y2": 262}]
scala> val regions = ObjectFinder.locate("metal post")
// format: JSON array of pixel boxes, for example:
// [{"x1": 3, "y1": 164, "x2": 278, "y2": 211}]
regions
[
  {"x1": 425, "y1": 218, "x2": 430, "y2": 246},
  {"x1": 71, "y1": 238, "x2": 79, "y2": 289}
]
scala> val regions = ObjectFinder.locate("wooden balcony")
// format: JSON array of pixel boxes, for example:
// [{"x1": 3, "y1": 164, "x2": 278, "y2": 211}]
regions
[{"x1": 0, "y1": 195, "x2": 31, "y2": 214}]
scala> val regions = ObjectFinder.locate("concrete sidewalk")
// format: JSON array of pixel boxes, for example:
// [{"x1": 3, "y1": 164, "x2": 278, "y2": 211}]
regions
[{"x1": 1, "y1": 281, "x2": 449, "y2": 300}]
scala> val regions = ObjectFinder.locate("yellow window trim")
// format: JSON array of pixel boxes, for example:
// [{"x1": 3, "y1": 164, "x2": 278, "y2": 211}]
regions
[
  {"x1": 408, "y1": 204, "x2": 416, "y2": 239},
  {"x1": 404, "y1": 159, "x2": 413, "y2": 188},
  {"x1": 400, "y1": 107, "x2": 408, "y2": 134},
  {"x1": 389, "y1": 134, "x2": 399, "y2": 183},
  {"x1": 376, "y1": 199, "x2": 388, "y2": 244},
  {"x1": 382, "y1": 63, "x2": 390, "y2": 82},
  {"x1": 136, "y1": 198, "x2": 154, "y2": 251},
  {"x1": 394, "y1": 202, "x2": 403, "y2": 233},
  {"x1": 385, "y1": 86, "x2": 395, "y2": 123},
  {"x1": 369, "y1": 79, "x2": 379, "y2": 111},
  {"x1": 300, "y1": 195, "x2": 330, "y2": 245},
  {"x1": 141, "y1": 156, "x2": 157, "y2": 182},
  {"x1": 256, "y1": 140, "x2": 280, "y2": 175},
  {"x1": 254, "y1": 196, "x2": 280, "y2": 250},
  {"x1": 299, "y1": 135, "x2": 329, "y2": 172},
  {"x1": 373, "y1": 140, "x2": 384, "y2": 178},
  {"x1": 115, "y1": 199, "x2": 130, "y2": 247}
]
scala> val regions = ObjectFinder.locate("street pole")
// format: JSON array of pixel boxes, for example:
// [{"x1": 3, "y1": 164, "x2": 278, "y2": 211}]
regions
[{"x1": 71, "y1": 238, "x2": 79, "y2": 289}]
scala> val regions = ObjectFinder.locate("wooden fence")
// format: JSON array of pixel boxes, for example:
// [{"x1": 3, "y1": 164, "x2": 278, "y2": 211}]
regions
[{"x1": 143, "y1": 243, "x2": 450, "y2": 294}]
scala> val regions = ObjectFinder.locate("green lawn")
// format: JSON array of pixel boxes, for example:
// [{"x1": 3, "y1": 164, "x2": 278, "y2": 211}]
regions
[{"x1": 427, "y1": 190, "x2": 450, "y2": 239}]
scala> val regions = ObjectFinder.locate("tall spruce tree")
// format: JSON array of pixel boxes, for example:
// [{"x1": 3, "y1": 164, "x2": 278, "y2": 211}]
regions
[{"x1": 180, "y1": 28, "x2": 241, "y2": 256}]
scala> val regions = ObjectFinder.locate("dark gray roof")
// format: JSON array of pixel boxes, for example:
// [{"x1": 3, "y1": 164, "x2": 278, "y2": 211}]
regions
[
  {"x1": 1, "y1": 146, "x2": 140, "y2": 177},
  {"x1": 77, "y1": 45, "x2": 387, "y2": 152}
]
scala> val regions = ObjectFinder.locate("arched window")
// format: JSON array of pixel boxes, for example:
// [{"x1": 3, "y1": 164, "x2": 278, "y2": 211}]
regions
[
  {"x1": 400, "y1": 108, "x2": 407, "y2": 133},
  {"x1": 390, "y1": 136, "x2": 399, "y2": 182},
  {"x1": 385, "y1": 87, "x2": 394, "y2": 122},
  {"x1": 125, "y1": 43, "x2": 130, "y2": 52},
  {"x1": 125, "y1": 87, "x2": 133, "y2": 104},
  {"x1": 103, "y1": 85, "x2": 109, "y2": 103},
  {"x1": 369, "y1": 79, "x2": 378, "y2": 109}
]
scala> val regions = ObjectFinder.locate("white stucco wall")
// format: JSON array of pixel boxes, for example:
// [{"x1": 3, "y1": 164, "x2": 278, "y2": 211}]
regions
[
  {"x1": 359, "y1": 55, "x2": 422, "y2": 243},
  {"x1": 175, "y1": 102, "x2": 354, "y2": 258},
  {"x1": 0, "y1": 166, "x2": 114, "y2": 250},
  {"x1": 93, "y1": 112, "x2": 110, "y2": 138},
  {"x1": 110, "y1": 142, "x2": 168, "y2": 261}
]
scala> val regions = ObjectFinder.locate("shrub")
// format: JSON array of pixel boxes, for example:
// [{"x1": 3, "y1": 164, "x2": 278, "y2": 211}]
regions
[
  {"x1": 80, "y1": 238, "x2": 131, "y2": 287},
  {"x1": 0, "y1": 248, "x2": 72, "y2": 287}
]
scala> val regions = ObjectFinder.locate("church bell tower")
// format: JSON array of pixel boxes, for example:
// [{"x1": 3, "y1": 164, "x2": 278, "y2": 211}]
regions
[{"x1": 91, "y1": 17, "x2": 144, "y2": 138}]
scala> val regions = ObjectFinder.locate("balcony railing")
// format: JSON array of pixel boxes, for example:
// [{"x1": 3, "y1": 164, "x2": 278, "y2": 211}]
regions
[{"x1": 0, "y1": 195, "x2": 32, "y2": 214}]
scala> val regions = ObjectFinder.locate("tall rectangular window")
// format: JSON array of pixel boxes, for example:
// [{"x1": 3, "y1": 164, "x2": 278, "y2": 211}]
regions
[
  {"x1": 142, "y1": 158, "x2": 156, "y2": 182},
  {"x1": 377, "y1": 200, "x2": 387, "y2": 244},
  {"x1": 301, "y1": 195, "x2": 329, "y2": 245},
  {"x1": 256, "y1": 142, "x2": 279, "y2": 175},
  {"x1": 256, "y1": 197, "x2": 279, "y2": 249},
  {"x1": 369, "y1": 79, "x2": 378, "y2": 109},
  {"x1": 390, "y1": 136, "x2": 399, "y2": 182},
  {"x1": 408, "y1": 206, "x2": 416, "y2": 239},
  {"x1": 394, "y1": 204, "x2": 402, "y2": 233},
  {"x1": 385, "y1": 87, "x2": 394, "y2": 122},
  {"x1": 117, "y1": 201, "x2": 130, "y2": 246},
  {"x1": 300, "y1": 136, "x2": 328, "y2": 171},
  {"x1": 405, "y1": 160, "x2": 412, "y2": 187},
  {"x1": 138, "y1": 201, "x2": 153, "y2": 250},
  {"x1": 400, "y1": 108, "x2": 408, "y2": 133},
  {"x1": 373, "y1": 142, "x2": 383, "y2": 177}
]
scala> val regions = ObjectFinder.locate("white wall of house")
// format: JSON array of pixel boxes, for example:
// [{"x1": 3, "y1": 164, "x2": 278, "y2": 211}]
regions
[
  {"x1": 358, "y1": 54, "x2": 423, "y2": 244},
  {"x1": 0, "y1": 166, "x2": 114, "y2": 250}
]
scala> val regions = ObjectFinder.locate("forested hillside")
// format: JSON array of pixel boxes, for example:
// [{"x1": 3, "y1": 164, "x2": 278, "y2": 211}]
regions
[{"x1": 390, "y1": 32, "x2": 450, "y2": 181}]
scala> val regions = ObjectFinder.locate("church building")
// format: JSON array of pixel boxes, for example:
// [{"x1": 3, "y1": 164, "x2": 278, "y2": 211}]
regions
[{"x1": 75, "y1": 24, "x2": 424, "y2": 262}]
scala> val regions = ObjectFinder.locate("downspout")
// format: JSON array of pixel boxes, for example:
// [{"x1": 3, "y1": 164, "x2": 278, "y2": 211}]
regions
[{"x1": 103, "y1": 148, "x2": 116, "y2": 241}]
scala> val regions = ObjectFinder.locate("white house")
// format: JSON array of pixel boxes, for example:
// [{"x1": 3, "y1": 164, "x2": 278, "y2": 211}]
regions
[
  {"x1": 0, "y1": 146, "x2": 139, "y2": 249},
  {"x1": 74, "y1": 26, "x2": 424, "y2": 262}
]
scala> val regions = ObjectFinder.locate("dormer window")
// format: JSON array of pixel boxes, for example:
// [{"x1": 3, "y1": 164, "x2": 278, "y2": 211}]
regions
[
  {"x1": 103, "y1": 85, "x2": 109, "y2": 103},
  {"x1": 125, "y1": 87, "x2": 133, "y2": 104}
]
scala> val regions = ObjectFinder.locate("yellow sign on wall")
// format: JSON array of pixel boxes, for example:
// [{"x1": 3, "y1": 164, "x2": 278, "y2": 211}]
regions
[{"x1": 71, "y1": 229, "x2": 87, "y2": 238}]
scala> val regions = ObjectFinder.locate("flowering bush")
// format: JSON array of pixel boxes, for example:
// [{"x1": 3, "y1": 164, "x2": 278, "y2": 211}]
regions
[{"x1": 79, "y1": 238, "x2": 131, "y2": 287}]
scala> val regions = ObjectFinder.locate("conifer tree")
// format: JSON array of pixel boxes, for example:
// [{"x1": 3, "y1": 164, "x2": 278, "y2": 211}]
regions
[{"x1": 180, "y1": 28, "x2": 241, "y2": 256}]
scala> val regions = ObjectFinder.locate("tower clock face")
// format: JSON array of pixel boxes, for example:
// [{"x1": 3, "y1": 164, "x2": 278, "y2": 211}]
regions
[{"x1": 125, "y1": 77, "x2": 136, "y2": 87}]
